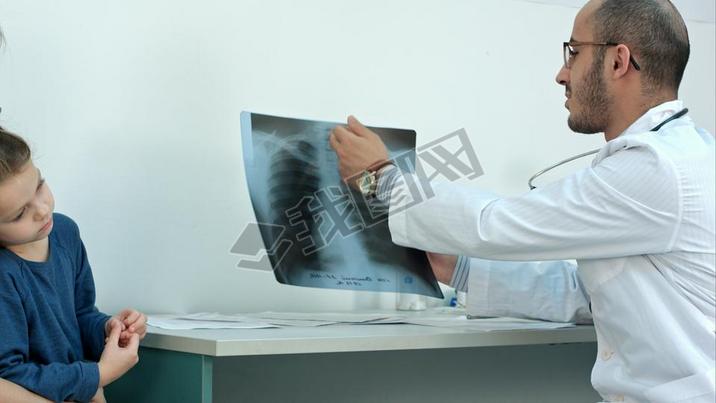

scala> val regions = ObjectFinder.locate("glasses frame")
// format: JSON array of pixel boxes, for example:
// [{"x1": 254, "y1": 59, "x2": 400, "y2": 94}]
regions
[{"x1": 563, "y1": 41, "x2": 641, "y2": 71}]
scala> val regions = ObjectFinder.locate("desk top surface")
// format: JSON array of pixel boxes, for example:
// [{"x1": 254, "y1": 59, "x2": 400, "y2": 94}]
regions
[{"x1": 142, "y1": 321, "x2": 597, "y2": 357}]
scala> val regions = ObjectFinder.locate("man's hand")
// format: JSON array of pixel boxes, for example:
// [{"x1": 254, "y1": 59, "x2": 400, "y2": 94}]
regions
[
  {"x1": 105, "y1": 308, "x2": 147, "y2": 347},
  {"x1": 329, "y1": 115, "x2": 389, "y2": 188},
  {"x1": 426, "y1": 252, "x2": 458, "y2": 284},
  {"x1": 98, "y1": 319, "x2": 139, "y2": 387}
]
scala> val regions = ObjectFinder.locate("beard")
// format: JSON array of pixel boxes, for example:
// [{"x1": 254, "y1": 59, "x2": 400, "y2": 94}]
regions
[{"x1": 567, "y1": 59, "x2": 611, "y2": 134}]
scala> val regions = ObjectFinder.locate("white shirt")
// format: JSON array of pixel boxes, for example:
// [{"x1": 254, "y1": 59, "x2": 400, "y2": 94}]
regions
[{"x1": 382, "y1": 100, "x2": 715, "y2": 402}]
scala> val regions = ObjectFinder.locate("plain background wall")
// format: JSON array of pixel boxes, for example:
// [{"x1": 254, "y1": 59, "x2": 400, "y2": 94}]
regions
[{"x1": 0, "y1": 0, "x2": 714, "y2": 315}]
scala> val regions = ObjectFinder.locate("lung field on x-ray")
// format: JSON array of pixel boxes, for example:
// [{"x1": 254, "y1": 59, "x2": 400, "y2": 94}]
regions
[
  {"x1": 242, "y1": 112, "x2": 442, "y2": 298},
  {"x1": 266, "y1": 137, "x2": 340, "y2": 282}
]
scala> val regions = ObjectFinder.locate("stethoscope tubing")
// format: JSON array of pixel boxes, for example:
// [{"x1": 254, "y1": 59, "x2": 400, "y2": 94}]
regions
[{"x1": 528, "y1": 108, "x2": 689, "y2": 190}]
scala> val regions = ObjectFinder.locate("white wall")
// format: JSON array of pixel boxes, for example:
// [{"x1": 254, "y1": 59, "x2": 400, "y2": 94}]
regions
[{"x1": 0, "y1": 0, "x2": 714, "y2": 315}]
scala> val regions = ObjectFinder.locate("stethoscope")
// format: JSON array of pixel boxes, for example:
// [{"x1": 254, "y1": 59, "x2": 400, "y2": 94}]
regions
[{"x1": 527, "y1": 108, "x2": 689, "y2": 190}]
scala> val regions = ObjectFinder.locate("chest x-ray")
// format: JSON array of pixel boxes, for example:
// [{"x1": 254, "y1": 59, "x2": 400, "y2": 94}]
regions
[{"x1": 241, "y1": 112, "x2": 442, "y2": 298}]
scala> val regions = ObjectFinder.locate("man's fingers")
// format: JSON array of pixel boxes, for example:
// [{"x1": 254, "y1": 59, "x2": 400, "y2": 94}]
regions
[
  {"x1": 347, "y1": 115, "x2": 372, "y2": 137},
  {"x1": 329, "y1": 131, "x2": 340, "y2": 150},
  {"x1": 332, "y1": 125, "x2": 354, "y2": 144},
  {"x1": 329, "y1": 127, "x2": 341, "y2": 143}
]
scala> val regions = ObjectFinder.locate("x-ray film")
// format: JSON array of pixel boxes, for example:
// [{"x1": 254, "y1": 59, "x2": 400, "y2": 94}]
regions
[{"x1": 240, "y1": 112, "x2": 443, "y2": 298}]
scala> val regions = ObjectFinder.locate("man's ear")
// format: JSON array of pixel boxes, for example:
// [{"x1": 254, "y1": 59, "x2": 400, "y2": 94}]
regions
[{"x1": 611, "y1": 44, "x2": 632, "y2": 79}]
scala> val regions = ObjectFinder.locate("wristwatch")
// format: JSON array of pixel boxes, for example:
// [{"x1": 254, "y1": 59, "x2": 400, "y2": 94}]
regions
[{"x1": 356, "y1": 160, "x2": 394, "y2": 198}]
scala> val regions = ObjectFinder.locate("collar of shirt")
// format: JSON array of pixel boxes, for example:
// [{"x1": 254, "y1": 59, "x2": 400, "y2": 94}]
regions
[
  {"x1": 622, "y1": 99, "x2": 687, "y2": 135},
  {"x1": 592, "y1": 99, "x2": 691, "y2": 165}
]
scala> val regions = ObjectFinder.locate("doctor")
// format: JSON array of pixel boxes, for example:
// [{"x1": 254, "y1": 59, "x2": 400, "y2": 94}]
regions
[{"x1": 330, "y1": 0, "x2": 714, "y2": 401}]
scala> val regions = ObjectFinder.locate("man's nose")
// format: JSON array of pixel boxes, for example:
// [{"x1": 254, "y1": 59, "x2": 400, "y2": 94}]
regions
[{"x1": 555, "y1": 65, "x2": 569, "y2": 86}]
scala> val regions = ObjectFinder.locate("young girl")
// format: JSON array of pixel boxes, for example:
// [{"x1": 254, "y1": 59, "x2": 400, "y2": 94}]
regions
[{"x1": 0, "y1": 128, "x2": 147, "y2": 402}]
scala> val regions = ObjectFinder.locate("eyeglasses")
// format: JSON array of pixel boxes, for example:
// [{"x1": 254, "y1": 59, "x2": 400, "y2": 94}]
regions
[{"x1": 563, "y1": 41, "x2": 641, "y2": 71}]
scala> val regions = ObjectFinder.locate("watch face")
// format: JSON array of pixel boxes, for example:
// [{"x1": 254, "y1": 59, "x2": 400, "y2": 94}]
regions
[{"x1": 358, "y1": 171, "x2": 374, "y2": 195}]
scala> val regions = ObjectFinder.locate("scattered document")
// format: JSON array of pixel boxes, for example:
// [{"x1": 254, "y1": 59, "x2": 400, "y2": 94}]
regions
[
  {"x1": 250, "y1": 311, "x2": 401, "y2": 324},
  {"x1": 191, "y1": 312, "x2": 338, "y2": 327},
  {"x1": 147, "y1": 314, "x2": 277, "y2": 330},
  {"x1": 148, "y1": 310, "x2": 574, "y2": 332},
  {"x1": 400, "y1": 316, "x2": 575, "y2": 331}
]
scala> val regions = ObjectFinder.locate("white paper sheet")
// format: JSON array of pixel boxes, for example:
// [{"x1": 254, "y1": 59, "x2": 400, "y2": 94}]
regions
[
  {"x1": 198, "y1": 312, "x2": 338, "y2": 327},
  {"x1": 147, "y1": 314, "x2": 277, "y2": 330},
  {"x1": 249, "y1": 311, "x2": 401, "y2": 324},
  {"x1": 148, "y1": 310, "x2": 575, "y2": 332},
  {"x1": 400, "y1": 316, "x2": 575, "y2": 331}
]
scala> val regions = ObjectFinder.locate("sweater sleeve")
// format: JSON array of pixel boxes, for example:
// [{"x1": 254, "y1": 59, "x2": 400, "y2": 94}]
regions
[
  {"x1": 72, "y1": 228, "x2": 111, "y2": 362},
  {"x1": 0, "y1": 279, "x2": 100, "y2": 402}
]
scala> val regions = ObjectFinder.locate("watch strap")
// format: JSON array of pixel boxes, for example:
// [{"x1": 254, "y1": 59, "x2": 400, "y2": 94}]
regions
[{"x1": 366, "y1": 160, "x2": 394, "y2": 174}]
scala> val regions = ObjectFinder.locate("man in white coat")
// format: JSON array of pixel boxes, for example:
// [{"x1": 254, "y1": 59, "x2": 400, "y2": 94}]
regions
[{"x1": 330, "y1": 0, "x2": 715, "y2": 401}]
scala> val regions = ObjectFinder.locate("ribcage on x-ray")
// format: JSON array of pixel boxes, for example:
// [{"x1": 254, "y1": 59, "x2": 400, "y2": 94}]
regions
[
  {"x1": 354, "y1": 181, "x2": 434, "y2": 285},
  {"x1": 351, "y1": 194, "x2": 395, "y2": 265},
  {"x1": 267, "y1": 140, "x2": 321, "y2": 281}
]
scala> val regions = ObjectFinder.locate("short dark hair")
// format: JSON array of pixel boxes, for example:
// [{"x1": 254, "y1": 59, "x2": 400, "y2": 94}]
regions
[{"x1": 593, "y1": 0, "x2": 690, "y2": 93}]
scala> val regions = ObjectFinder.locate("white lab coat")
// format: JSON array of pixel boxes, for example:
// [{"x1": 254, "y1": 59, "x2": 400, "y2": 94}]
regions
[{"x1": 385, "y1": 101, "x2": 715, "y2": 402}]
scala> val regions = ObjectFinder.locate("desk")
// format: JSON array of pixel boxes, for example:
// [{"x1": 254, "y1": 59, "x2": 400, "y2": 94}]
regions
[{"x1": 105, "y1": 323, "x2": 600, "y2": 403}]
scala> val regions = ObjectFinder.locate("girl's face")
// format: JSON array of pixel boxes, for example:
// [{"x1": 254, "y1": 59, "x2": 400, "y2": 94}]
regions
[{"x1": 0, "y1": 161, "x2": 55, "y2": 249}]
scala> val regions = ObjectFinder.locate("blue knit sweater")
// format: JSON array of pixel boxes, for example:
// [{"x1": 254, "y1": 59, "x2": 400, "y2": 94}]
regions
[{"x1": 0, "y1": 213, "x2": 110, "y2": 402}]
